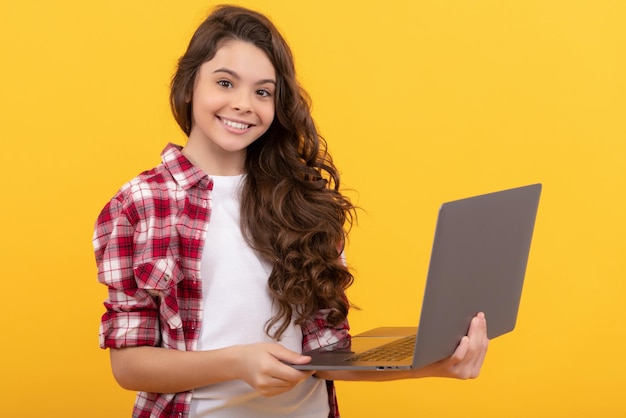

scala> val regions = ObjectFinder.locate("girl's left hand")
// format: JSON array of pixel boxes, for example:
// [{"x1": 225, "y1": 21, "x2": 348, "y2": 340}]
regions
[{"x1": 418, "y1": 312, "x2": 489, "y2": 379}]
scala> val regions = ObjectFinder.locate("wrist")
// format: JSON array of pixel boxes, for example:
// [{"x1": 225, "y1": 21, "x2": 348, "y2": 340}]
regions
[{"x1": 222, "y1": 344, "x2": 245, "y2": 381}]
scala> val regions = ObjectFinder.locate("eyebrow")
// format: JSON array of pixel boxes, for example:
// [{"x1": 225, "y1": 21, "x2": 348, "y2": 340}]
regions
[{"x1": 212, "y1": 67, "x2": 276, "y2": 85}]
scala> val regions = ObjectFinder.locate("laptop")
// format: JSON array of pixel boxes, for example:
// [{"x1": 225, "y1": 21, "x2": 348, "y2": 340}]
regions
[{"x1": 292, "y1": 183, "x2": 542, "y2": 371}]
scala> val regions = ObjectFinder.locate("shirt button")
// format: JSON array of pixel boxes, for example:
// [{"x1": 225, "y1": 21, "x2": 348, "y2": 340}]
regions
[{"x1": 164, "y1": 274, "x2": 170, "y2": 282}]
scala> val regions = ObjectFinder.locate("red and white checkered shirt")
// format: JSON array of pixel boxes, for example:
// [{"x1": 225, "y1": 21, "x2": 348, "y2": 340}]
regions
[{"x1": 93, "y1": 143, "x2": 350, "y2": 418}]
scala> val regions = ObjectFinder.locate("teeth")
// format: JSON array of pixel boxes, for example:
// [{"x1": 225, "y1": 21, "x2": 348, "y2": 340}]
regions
[{"x1": 222, "y1": 118, "x2": 250, "y2": 130}]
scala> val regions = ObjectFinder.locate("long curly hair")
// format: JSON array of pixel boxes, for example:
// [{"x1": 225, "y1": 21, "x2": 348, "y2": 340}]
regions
[{"x1": 170, "y1": 5, "x2": 356, "y2": 339}]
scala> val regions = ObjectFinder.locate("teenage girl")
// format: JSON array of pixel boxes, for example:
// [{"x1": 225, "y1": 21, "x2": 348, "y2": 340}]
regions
[{"x1": 93, "y1": 5, "x2": 489, "y2": 418}]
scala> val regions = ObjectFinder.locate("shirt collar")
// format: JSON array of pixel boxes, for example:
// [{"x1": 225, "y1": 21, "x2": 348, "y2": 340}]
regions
[{"x1": 161, "y1": 143, "x2": 212, "y2": 191}]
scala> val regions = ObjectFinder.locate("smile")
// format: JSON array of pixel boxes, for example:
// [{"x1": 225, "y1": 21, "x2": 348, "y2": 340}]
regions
[{"x1": 219, "y1": 117, "x2": 251, "y2": 130}]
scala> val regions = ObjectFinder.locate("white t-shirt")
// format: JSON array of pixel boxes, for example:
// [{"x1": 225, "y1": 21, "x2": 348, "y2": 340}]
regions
[{"x1": 189, "y1": 174, "x2": 329, "y2": 418}]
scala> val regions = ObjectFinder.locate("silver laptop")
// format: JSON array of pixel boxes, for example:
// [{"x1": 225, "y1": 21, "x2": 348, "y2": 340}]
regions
[{"x1": 293, "y1": 183, "x2": 542, "y2": 371}]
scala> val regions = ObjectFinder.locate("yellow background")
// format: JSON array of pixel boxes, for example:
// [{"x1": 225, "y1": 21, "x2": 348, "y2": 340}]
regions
[{"x1": 1, "y1": 0, "x2": 624, "y2": 416}]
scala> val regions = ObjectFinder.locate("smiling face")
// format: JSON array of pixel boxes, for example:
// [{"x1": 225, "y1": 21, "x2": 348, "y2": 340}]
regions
[{"x1": 184, "y1": 39, "x2": 276, "y2": 175}]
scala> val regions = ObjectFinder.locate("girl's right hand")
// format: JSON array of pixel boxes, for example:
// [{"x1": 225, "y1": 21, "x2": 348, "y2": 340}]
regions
[{"x1": 233, "y1": 343, "x2": 316, "y2": 397}]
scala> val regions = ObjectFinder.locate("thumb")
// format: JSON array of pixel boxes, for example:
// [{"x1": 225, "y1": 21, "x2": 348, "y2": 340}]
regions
[{"x1": 269, "y1": 344, "x2": 312, "y2": 365}]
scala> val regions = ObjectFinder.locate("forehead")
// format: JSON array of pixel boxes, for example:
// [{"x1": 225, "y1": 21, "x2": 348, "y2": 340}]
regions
[{"x1": 204, "y1": 39, "x2": 276, "y2": 80}]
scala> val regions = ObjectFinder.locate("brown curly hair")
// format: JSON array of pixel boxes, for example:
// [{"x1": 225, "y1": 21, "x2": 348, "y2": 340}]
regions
[{"x1": 170, "y1": 5, "x2": 356, "y2": 339}]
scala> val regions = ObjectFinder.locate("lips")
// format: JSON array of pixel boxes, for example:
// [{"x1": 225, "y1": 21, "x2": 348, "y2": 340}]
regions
[{"x1": 219, "y1": 117, "x2": 251, "y2": 130}]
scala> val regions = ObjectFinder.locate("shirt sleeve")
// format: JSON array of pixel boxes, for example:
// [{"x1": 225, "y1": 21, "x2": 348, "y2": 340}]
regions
[
  {"x1": 93, "y1": 194, "x2": 160, "y2": 349},
  {"x1": 301, "y1": 308, "x2": 350, "y2": 352}
]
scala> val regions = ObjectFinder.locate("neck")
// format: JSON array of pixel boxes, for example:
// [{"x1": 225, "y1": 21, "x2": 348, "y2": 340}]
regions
[{"x1": 182, "y1": 137, "x2": 246, "y2": 176}]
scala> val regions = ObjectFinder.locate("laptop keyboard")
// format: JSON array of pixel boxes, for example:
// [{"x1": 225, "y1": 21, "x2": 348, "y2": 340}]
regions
[{"x1": 347, "y1": 335, "x2": 415, "y2": 362}]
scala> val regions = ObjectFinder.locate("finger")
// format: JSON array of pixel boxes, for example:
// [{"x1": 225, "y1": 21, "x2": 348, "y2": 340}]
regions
[
  {"x1": 469, "y1": 314, "x2": 489, "y2": 377},
  {"x1": 450, "y1": 335, "x2": 470, "y2": 364},
  {"x1": 461, "y1": 313, "x2": 487, "y2": 377},
  {"x1": 269, "y1": 344, "x2": 312, "y2": 365},
  {"x1": 450, "y1": 315, "x2": 483, "y2": 368},
  {"x1": 264, "y1": 349, "x2": 316, "y2": 383},
  {"x1": 254, "y1": 364, "x2": 314, "y2": 397},
  {"x1": 271, "y1": 366, "x2": 316, "y2": 384},
  {"x1": 467, "y1": 312, "x2": 485, "y2": 337}
]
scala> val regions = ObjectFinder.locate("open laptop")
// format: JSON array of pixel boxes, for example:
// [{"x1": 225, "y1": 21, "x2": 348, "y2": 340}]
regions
[{"x1": 292, "y1": 183, "x2": 542, "y2": 371}]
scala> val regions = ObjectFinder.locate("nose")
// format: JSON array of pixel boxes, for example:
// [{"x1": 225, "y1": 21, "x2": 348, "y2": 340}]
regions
[{"x1": 232, "y1": 90, "x2": 252, "y2": 113}]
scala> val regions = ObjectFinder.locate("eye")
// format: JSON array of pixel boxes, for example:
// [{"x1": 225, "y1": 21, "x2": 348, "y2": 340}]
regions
[
  {"x1": 256, "y1": 89, "x2": 272, "y2": 98},
  {"x1": 217, "y1": 80, "x2": 233, "y2": 88}
]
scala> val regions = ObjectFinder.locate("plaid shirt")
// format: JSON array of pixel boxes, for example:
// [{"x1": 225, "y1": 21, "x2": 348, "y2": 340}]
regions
[{"x1": 94, "y1": 143, "x2": 349, "y2": 418}]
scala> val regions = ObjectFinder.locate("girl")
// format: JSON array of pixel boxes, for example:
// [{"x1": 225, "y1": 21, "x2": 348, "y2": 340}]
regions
[{"x1": 93, "y1": 5, "x2": 489, "y2": 418}]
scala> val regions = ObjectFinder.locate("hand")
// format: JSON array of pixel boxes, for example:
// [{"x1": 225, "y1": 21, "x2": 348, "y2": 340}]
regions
[
  {"x1": 420, "y1": 312, "x2": 489, "y2": 379},
  {"x1": 233, "y1": 343, "x2": 316, "y2": 397}
]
